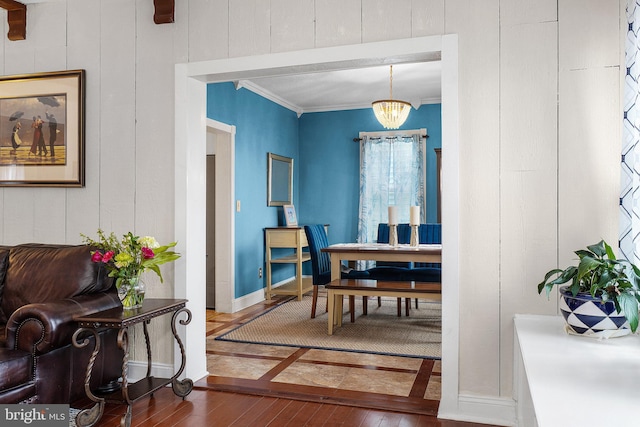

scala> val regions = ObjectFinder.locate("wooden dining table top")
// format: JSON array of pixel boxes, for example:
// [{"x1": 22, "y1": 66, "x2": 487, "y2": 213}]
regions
[{"x1": 321, "y1": 242, "x2": 442, "y2": 255}]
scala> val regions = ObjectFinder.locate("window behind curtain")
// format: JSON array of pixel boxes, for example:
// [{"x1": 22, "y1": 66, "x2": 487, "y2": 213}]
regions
[{"x1": 357, "y1": 132, "x2": 425, "y2": 267}]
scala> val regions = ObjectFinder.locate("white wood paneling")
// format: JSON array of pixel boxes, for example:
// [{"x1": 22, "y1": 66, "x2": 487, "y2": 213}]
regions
[
  {"x1": 271, "y1": 0, "x2": 315, "y2": 52},
  {"x1": 499, "y1": 20, "x2": 559, "y2": 397},
  {"x1": 558, "y1": 67, "x2": 620, "y2": 262},
  {"x1": 30, "y1": 2, "x2": 66, "y2": 71},
  {"x1": 445, "y1": 0, "x2": 501, "y2": 397},
  {"x1": 135, "y1": 0, "x2": 179, "y2": 247},
  {"x1": 3, "y1": 194, "x2": 36, "y2": 243},
  {"x1": 500, "y1": 0, "x2": 557, "y2": 25},
  {"x1": 559, "y1": 0, "x2": 620, "y2": 70},
  {"x1": 229, "y1": 0, "x2": 271, "y2": 57},
  {"x1": 315, "y1": 0, "x2": 361, "y2": 48},
  {"x1": 411, "y1": 0, "x2": 445, "y2": 37},
  {"x1": 188, "y1": 0, "x2": 228, "y2": 62},
  {"x1": 66, "y1": 0, "x2": 101, "y2": 242},
  {"x1": 98, "y1": 0, "x2": 136, "y2": 231},
  {"x1": 362, "y1": 0, "x2": 412, "y2": 43}
]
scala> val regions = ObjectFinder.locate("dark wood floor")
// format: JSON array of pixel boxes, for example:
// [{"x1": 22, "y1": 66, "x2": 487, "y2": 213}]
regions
[{"x1": 88, "y1": 386, "x2": 494, "y2": 427}]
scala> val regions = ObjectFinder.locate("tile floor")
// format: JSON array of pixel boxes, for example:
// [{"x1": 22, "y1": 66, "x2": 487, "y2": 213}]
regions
[{"x1": 202, "y1": 293, "x2": 442, "y2": 415}]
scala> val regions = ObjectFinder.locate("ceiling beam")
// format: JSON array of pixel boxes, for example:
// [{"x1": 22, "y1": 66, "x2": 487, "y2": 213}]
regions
[
  {"x1": 153, "y1": 0, "x2": 174, "y2": 24},
  {"x1": 0, "y1": 0, "x2": 26, "y2": 41}
]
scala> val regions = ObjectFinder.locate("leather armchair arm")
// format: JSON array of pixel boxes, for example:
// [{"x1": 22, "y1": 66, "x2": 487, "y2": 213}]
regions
[{"x1": 5, "y1": 291, "x2": 120, "y2": 354}]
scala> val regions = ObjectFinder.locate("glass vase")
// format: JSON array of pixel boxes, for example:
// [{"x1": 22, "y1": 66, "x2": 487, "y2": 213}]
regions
[{"x1": 118, "y1": 274, "x2": 146, "y2": 310}]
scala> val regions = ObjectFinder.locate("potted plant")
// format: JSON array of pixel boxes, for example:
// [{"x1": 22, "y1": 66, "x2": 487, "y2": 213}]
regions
[{"x1": 537, "y1": 240, "x2": 640, "y2": 337}]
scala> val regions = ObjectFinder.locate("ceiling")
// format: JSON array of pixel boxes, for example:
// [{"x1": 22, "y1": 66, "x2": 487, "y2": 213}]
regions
[{"x1": 235, "y1": 61, "x2": 442, "y2": 116}]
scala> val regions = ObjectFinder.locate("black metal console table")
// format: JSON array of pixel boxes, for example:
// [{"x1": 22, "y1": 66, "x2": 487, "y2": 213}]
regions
[{"x1": 72, "y1": 298, "x2": 193, "y2": 427}]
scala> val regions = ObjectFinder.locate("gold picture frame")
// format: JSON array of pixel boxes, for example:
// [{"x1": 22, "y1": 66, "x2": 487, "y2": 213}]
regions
[{"x1": 0, "y1": 69, "x2": 85, "y2": 187}]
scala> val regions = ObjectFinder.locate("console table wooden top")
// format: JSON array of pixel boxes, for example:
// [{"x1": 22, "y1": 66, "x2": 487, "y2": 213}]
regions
[{"x1": 74, "y1": 298, "x2": 187, "y2": 329}]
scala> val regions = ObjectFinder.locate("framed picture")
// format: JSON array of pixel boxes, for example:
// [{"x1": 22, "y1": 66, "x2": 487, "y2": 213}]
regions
[
  {"x1": 283, "y1": 204, "x2": 298, "y2": 226},
  {"x1": 267, "y1": 152, "x2": 293, "y2": 206},
  {"x1": 0, "y1": 70, "x2": 85, "y2": 187}
]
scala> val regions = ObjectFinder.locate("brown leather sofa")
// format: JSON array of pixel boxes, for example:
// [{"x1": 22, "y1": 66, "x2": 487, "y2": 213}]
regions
[{"x1": 0, "y1": 243, "x2": 123, "y2": 404}]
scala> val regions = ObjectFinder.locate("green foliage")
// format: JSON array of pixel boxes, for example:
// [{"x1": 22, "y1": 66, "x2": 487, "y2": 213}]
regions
[
  {"x1": 537, "y1": 240, "x2": 640, "y2": 333},
  {"x1": 81, "y1": 229, "x2": 180, "y2": 289}
]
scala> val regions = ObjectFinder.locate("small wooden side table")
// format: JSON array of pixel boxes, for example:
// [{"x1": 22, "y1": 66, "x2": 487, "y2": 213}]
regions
[{"x1": 72, "y1": 298, "x2": 193, "y2": 427}]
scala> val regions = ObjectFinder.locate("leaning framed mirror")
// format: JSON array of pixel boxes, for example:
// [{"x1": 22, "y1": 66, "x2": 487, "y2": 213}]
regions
[{"x1": 267, "y1": 153, "x2": 293, "y2": 206}]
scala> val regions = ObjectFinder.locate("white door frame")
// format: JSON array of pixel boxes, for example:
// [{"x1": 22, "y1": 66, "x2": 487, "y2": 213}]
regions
[
  {"x1": 206, "y1": 119, "x2": 235, "y2": 314},
  {"x1": 174, "y1": 35, "x2": 460, "y2": 418}
]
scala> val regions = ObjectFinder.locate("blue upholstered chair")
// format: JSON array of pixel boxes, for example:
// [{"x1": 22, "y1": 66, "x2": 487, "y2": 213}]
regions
[
  {"x1": 375, "y1": 223, "x2": 442, "y2": 312},
  {"x1": 304, "y1": 224, "x2": 371, "y2": 321}
]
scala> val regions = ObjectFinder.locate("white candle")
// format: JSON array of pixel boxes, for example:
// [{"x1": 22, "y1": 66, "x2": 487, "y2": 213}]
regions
[
  {"x1": 410, "y1": 206, "x2": 420, "y2": 225},
  {"x1": 388, "y1": 206, "x2": 398, "y2": 225}
]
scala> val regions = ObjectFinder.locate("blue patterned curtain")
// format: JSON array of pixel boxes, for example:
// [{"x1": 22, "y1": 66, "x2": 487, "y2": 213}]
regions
[
  {"x1": 357, "y1": 133, "x2": 425, "y2": 268},
  {"x1": 622, "y1": 1, "x2": 640, "y2": 263}
]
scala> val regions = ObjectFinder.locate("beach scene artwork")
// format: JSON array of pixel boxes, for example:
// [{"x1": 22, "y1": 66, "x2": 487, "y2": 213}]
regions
[{"x1": 0, "y1": 94, "x2": 66, "y2": 166}]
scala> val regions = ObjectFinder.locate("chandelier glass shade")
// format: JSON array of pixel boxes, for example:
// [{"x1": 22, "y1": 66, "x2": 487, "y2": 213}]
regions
[{"x1": 372, "y1": 65, "x2": 411, "y2": 129}]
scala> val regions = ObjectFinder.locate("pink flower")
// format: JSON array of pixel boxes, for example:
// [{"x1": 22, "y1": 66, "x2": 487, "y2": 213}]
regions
[
  {"x1": 91, "y1": 251, "x2": 103, "y2": 263},
  {"x1": 102, "y1": 251, "x2": 115, "y2": 263},
  {"x1": 141, "y1": 247, "x2": 155, "y2": 259}
]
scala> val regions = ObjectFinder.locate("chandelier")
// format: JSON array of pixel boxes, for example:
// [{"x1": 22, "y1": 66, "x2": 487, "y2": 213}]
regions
[{"x1": 372, "y1": 65, "x2": 411, "y2": 129}]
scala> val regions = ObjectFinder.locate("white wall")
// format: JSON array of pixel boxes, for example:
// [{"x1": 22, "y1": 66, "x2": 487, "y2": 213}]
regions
[{"x1": 0, "y1": 0, "x2": 622, "y2": 423}]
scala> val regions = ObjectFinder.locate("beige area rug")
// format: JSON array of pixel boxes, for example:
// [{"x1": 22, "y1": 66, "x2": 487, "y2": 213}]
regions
[{"x1": 217, "y1": 294, "x2": 441, "y2": 359}]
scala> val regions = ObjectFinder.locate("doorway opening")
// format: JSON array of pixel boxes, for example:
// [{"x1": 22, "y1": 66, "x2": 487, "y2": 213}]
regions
[{"x1": 174, "y1": 34, "x2": 460, "y2": 418}]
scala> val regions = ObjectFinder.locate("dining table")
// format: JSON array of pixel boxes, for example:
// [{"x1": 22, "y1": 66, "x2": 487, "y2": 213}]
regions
[
  {"x1": 320, "y1": 242, "x2": 443, "y2": 334},
  {"x1": 321, "y1": 242, "x2": 443, "y2": 281}
]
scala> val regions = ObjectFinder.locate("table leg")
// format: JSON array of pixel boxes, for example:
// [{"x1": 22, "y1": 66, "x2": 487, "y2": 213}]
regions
[
  {"x1": 327, "y1": 289, "x2": 335, "y2": 335},
  {"x1": 329, "y1": 253, "x2": 341, "y2": 281},
  {"x1": 336, "y1": 294, "x2": 344, "y2": 328},
  {"x1": 118, "y1": 327, "x2": 132, "y2": 407},
  {"x1": 143, "y1": 319, "x2": 152, "y2": 378},
  {"x1": 170, "y1": 307, "x2": 194, "y2": 398},
  {"x1": 121, "y1": 405, "x2": 132, "y2": 427},
  {"x1": 72, "y1": 328, "x2": 105, "y2": 427}
]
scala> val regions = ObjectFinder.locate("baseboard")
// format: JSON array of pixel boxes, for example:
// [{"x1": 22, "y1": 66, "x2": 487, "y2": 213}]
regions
[
  {"x1": 232, "y1": 287, "x2": 266, "y2": 312},
  {"x1": 438, "y1": 394, "x2": 517, "y2": 427},
  {"x1": 231, "y1": 275, "x2": 311, "y2": 312},
  {"x1": 127, "y1": 361, "x2": 175, "y2": 383}
]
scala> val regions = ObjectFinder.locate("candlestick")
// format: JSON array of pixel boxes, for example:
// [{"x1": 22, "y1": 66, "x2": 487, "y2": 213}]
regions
[
  {"x1": 388, "y1": 206, "x2": 398, "y2": 225},
  {"x1": 410, "y1": 206, "x2": 420, "y2": 226},
  {"x1": 410, "y1": 224, "x2": 419, "y2": 247},
  {"x1": 389, "y1": 224, "x2": 398, "y2": 246}
]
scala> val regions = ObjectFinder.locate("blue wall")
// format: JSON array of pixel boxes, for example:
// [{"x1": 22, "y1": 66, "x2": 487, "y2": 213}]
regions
[
  {"x1": 298, "y1": 105, "x2": 441, "y2": 245},
  {"x1": 207, "y1": 82, "x2": 300, "y2": 296},
  {"x1": 207, "y1": 82, "x2": 442, "y2": 298}
]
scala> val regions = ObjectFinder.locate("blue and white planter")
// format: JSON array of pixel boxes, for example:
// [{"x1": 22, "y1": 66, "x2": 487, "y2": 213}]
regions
[{"x1": 559, "y1": 285, "x2": 631, "y2": 338}]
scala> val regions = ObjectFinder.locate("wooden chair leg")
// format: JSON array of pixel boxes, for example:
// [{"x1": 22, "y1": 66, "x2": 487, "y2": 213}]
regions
[
  {"x1": 362, "y1": 296, "x2": 368, "y2": 315},
  {"x1": 311, "y1": 286, "x2": 318, "y2": 319},
  {"x1": 349, "y1": 296, "x2": 355, "y2": 322},
  {"x1": 415, "y1": 298, "x2": 419, "y2": 309},
  {"x1": 405, "y1": 298, "x2": 410, "y2": 316},
  {"x1": 378, "y1": 297, "x2": 382, "y2": 307},
  {"x1": 397, "y1": 298, "x2": 401, "y2": 317}
]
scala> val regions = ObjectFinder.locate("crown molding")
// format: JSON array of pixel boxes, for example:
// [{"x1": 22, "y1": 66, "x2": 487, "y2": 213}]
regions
[{"x1": 236, "y1": 80, "x2": 304, "y2": 117}]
